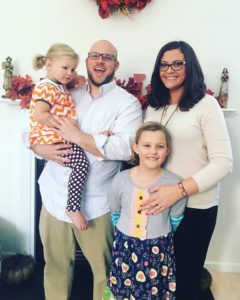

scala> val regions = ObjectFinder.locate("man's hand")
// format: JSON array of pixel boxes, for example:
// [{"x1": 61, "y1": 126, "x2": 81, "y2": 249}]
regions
[
  {"x1": 50, "y1": 115, "x2": 105, "y2": 158},
  {"x1": 32, "y1": 143, "x2": 73, "y2": 164},
  {"x1": 50, "y1": 116, "x2": 81, "y2": 144}
]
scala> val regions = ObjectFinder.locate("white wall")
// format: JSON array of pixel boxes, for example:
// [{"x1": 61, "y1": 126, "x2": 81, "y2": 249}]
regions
[{"x1": 0, "y1": 0, "x2": 239, "y2": 271}]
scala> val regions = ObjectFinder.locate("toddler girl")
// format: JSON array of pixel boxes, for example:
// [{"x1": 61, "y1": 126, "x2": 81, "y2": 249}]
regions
[{"x1": 29, "y1": 43, "x2": 89, "y2": 230}]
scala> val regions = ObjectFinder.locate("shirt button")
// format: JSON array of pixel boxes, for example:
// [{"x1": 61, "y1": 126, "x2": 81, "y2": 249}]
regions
[
  {"x1": 136, "y1": 225, "x2": 140, "y2": 228},
  {"x1": 138, "y1": 210, "x2": 141, "y2": 214},
  {"x1": 139, "y1": 196, "x2": 143, "y2": 200}
]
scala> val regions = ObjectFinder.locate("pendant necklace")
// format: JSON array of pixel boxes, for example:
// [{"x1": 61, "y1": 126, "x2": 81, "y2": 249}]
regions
[{"x1": 160, "y1": 105, "x2": 179, "y2": 128}]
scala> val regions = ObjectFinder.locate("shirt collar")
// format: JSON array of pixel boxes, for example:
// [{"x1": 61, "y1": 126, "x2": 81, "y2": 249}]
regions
[
  {"x1": 39, "y1": 78, "x2": 67, "y2": 94},
  {"x1": 86, "y1": 80, "x2": 116, "y2": 98}
]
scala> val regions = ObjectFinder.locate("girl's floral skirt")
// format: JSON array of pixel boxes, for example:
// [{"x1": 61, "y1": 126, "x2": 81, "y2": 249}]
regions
[{"x1": 107, "y1": 228, "x2": 176, "y2": 300}]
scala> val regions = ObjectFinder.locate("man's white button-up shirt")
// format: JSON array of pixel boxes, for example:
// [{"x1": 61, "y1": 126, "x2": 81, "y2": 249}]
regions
[{"x1": 38, "y1": 81, "x2": 142, "y2": 222}]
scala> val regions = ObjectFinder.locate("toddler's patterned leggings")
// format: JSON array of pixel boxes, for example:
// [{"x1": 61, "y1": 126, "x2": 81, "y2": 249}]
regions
[{"x1": 62, "y1": 142, "x2": 89, "y2": 212}]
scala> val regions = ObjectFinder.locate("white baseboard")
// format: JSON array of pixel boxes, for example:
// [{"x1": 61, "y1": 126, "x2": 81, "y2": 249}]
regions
[{"x1": 205, "y1": 261, "x2": 240, "y2": 273}]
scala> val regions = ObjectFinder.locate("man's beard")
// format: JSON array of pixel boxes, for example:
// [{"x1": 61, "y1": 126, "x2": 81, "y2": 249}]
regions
[{"x1": 87, "y1": 69, "x2": 115, "y2": 87}]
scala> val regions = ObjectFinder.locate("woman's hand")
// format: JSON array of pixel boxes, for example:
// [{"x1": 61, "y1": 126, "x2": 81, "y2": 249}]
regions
[
  {"x1": 50, "y1": 116, "x2": 81, "y2": 144},
  {"x1": 141, "y1": 184, "x2": 181, "y2": 215},
  {"x1": 32, "y1": 143, "x2": 73, "y2": 164}
]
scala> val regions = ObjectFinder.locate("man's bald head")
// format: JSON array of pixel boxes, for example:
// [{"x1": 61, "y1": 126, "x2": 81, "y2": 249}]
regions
[{"x1": 89, "y1": 40, "x2": 118, "y2": 59}]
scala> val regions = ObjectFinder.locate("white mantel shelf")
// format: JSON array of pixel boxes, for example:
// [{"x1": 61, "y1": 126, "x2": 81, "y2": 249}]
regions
[
  {"x1": 0, "y1": 98, "x2": 21, "y2": 105},
  {"x1": 222, "y1": 108, "x2": 237, "y2": 112}
]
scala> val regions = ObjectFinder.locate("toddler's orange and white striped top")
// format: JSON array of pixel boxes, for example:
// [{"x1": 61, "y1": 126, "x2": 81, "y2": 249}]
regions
[{"x1": 29, "y1": 78, "x2": 77, "y2": 146}]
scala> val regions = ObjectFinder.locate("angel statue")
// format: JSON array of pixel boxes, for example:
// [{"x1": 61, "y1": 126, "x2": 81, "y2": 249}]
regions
[
  {"x1": 2, "y1": 56, "x2": 14, "y2": 97},
  {"x1": 218, "y1": 68, "x2": 229, "y2": 108}
]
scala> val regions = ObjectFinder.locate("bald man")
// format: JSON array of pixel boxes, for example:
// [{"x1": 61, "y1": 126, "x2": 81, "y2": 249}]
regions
[{"x1": 33, "y1": 40, "x2": 142, "y2": 300}]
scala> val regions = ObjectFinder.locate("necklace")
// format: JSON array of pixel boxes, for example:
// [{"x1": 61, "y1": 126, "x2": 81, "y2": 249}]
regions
[{"x1": 160, "y1": 105, "x2": 178, "y2": 127}]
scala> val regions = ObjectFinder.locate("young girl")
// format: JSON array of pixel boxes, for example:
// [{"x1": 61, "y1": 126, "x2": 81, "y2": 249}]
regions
[
  {"x1": 29, "y1": 43, "x2": 89, "y2": 230},
  {"x1": 106, "y1": 122, "x2": 187, "y2": 300}
]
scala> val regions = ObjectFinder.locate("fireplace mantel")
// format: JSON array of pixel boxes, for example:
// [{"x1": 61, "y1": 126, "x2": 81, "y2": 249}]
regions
[{"x1": 0, "y1": 101, "x2": 36, "y2": 257}]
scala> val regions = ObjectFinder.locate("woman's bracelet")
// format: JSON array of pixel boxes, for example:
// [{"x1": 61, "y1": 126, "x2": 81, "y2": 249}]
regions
[{"x1": 178, "y1": 181, "x2": 188, "y2": 197}]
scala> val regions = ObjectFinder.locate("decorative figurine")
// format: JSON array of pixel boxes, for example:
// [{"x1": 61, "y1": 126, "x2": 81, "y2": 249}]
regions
[
  {"x1": 2, "y1": 56, "x2": 14, "y2": 98},
  {"x1": 218, "y1": 68, "x2": 229, "y2": 108}
]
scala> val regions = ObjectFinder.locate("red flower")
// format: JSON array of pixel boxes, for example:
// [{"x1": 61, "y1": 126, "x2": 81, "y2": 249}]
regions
[
  {"x1": 206, "y1": 88, "x2": 223, "y2": 108},
  {"x1": 100, "y1": 0, "x2": 110, "y2": 11},
  {"x1": 10, "y1": 74, "x2": 35, "y2": 109},
  {"x1": 99, "y1": 7, "x2": 111, "y2": 18},
  {"x1": 124, "y1": 0, "x2": 136, "y2": 5},
  {"x1": 19, "y1": 95, "x2": 31, "y2": 109},
  {"x1": 206, "y1": 88, "x2": 214, "y2": 96},
  {"x1": 109, "y1": 0, "x2": 121, "y2": 5},
  {"x1": 116, "y1": 76, "x2": 150, "y2": 109}
]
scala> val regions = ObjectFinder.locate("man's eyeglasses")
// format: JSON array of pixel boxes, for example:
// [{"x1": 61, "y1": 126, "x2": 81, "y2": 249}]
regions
[
  {"x1": 159, "y1": 60, "x2": 186, "y2": 72},
  {"x1": 88, "y1": 52, "x2": 117, "y2": 62}
]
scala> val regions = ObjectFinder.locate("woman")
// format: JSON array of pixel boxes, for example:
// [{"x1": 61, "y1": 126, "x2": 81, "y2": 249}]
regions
[{"x1": 143, "y1": 41, "x2": 232, "y2": 300}]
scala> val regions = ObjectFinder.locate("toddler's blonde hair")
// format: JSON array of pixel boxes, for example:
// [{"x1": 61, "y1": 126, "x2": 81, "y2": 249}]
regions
[{"x1": 32, "y1": 43, "x2": 79, "y2": 70}]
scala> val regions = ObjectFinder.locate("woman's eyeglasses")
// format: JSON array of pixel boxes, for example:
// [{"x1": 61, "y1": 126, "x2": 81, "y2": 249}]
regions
[
  {"x1": 88, "y1": 52, "x2": 116, "y2": 62},
  {"x1": 159, "y1": 60, "x2": 186, "y2": 72}
]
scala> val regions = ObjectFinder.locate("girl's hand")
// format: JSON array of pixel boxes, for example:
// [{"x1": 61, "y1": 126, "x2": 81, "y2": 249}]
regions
[
  {"x1": 51, "y1": 116, "x2": 81, "y2": 144},
  {"x1": 74, "y1": 75, "x2": 87, "y2": 88},
  {"x1": 32, "y1": 143, "x2": 73, "y2": 164},
  {"x1": 67, "y1": 73, "x2": 86, "y2": 89},
  {"x1": 141, "y1": 184, "x2": 180, "y2": 215},
  {"x1": 100, "y1": 130, "x2": 113, "y2": 137}
]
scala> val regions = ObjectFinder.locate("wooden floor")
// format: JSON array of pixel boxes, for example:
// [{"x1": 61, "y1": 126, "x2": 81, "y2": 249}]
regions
[{"x1": 210, "y1": 270, "x2": 240, "y2": 300}]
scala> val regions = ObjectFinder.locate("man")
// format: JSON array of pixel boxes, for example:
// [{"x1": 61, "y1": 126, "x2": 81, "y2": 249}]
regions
[{"x1": 33, "y1": 40, "x2": 142, "y2": 300}]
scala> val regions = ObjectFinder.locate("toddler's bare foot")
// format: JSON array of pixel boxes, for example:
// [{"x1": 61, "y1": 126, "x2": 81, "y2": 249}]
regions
[{"x1": 66, "y1": 210, "x2": 88, "y2": 230}]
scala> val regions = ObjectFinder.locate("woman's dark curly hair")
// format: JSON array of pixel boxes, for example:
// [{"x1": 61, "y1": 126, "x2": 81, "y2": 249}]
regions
[{"x1": 147, "y1": 41, "x2": 206, "y2": 111}]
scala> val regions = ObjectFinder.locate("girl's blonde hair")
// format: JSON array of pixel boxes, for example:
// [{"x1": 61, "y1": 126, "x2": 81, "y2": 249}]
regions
[
  {"x1": 131, "y1": 121, "x2": 171, "y2": 165},
  {"x1": 32, "y1": 43, "x2": 79, "y2": 70}
]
